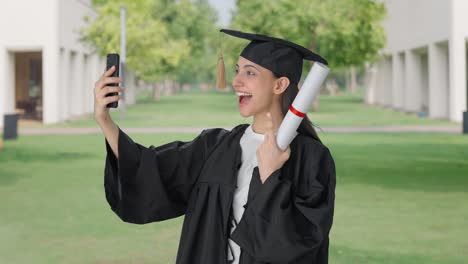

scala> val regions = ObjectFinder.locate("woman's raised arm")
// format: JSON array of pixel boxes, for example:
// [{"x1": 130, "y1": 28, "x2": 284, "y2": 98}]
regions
[{"x1": 93, "y1": 65, "x2": 123, "y2": 158}]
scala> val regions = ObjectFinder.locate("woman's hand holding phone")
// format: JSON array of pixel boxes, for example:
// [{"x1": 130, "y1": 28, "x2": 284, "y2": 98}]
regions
[
  {"x1": 93, "y1": 65, "x2": 123, "y2": 158},
  {"x1": 93, "y1": 65, "x2": 123, "y2": 124}
]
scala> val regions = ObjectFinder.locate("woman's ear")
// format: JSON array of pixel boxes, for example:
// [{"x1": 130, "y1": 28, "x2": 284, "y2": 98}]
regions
[{"x1": 273, "y1": 77, "x2": 290, "y2": 95}]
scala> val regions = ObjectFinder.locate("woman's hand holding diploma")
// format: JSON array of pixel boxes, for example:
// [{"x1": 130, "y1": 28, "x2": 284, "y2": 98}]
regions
[{"x1": 256, "y1": 112, "x2": 291, "y2": 184}]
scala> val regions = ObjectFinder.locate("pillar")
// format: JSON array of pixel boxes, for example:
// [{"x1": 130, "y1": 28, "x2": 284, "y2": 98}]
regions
[
  {"x1": 59, "y1": 48, "x2": 70, "y2": 121},
  {"x1": 382, "y1": 56, "x2": 393, "y2": 107},
  {"x1": 449, "y1": 0, "x2": 468, "y2": 122},
  {"x1": 392, "y1": 52, "x2": 405, "y2": 110},
  {"x1": 428, "y1": 42, "x2": 450, "y2": 119},
  {"x1": 405, "y1": 49, "x2": 422, "y2": 113}
]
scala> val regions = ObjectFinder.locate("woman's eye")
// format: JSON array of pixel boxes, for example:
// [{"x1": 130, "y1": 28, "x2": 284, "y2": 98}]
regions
[
  {"x1": 246, "y1": 71, "x2": 255, "y2": 76},
  {"x1": 235, "y1": 69, "x2": 239, "y2": 74}
]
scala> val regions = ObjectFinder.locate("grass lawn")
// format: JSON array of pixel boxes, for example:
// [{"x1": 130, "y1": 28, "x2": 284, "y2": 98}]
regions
[
  {"x1": 21, "y1": 89, "x2": 457, "y2": 129},
  {"x1": 1, "y1": 131, "x2": 467, "y2": 263}
]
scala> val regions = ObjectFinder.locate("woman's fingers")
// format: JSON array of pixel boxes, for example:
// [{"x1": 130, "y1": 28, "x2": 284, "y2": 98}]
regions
[
  {"x1": 265, "y1": 112, "x2": 275, "y2": 142},
  {"x1": 99, "y1": 86, "x2": 124, "y2": 97},
  {"x1": 102, "y1": 94, "x2": 120, "y2": 105},
  {"x1": 95, "y1": 66, "x2": 119, "y2": 90},
  {"x1": 103, "y1": 65, "x2": 116, "y2": 78},
  {"x1": 93, "y1": 66, "x2": 118, "y2": 120},
  {"x1": 95, "y1": 77, "x2": 121, "y2": 93},
  {"x1": 100, "y1": 77, "x2": 122, "y2": 86},
  {"x1": 282, "y1": 146, "x2": 291, "y2": 161},
  {"x1": 266, "y1": 130, "x2": 276, "y2": 145}
]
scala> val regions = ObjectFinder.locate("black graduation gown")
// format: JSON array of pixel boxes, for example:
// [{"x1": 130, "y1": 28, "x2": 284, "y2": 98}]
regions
[{"x1": 104, "y1": 124, "x2": 336, "y2": 264}]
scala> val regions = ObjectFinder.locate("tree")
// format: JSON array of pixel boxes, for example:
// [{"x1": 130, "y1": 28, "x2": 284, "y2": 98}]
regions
[
  {"x1": 82, "y1": 0, "x2": 190, "y2": 84},
  {"x1": 151, "y1": 0, "x2": 220, "y2": 85},
  {"x1": 82, "y1": 0, "x2": 219, "y2": 93},
  {"x1": 229, "y1": 0, "x2": 386, "y2": 93}
]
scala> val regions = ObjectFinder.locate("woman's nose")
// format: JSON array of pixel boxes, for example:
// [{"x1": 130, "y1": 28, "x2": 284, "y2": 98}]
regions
[{"x1": 232, "y1": 73, "x2": 242, "y2": 88}]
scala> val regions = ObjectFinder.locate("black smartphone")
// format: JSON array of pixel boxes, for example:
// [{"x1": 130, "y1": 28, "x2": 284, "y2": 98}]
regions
[{"x1": 106, "y1": 53, "x2": 120, "y2": 108}]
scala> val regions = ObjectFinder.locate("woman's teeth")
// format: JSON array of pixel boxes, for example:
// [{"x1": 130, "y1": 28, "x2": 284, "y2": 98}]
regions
[
  {"x1": 237, "y1": 91, "x2": 252, "y2": 104},
  {"x1": 236, "y1": 92, "x2": 252, "y2": 97}
]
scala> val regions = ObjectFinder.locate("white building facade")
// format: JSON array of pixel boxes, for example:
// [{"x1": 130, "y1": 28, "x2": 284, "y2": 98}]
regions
[
  {"x1": 0, "y1": 0, "x2": 135, "y2": 127},
  {"x1": 366, "y1": 0, "x2": 468, "y2": 122}
]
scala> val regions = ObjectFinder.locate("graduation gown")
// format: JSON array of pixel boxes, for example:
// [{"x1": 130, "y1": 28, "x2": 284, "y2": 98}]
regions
[{"x1": 104, "y1": 124, "x2": 336, "y2": 264}]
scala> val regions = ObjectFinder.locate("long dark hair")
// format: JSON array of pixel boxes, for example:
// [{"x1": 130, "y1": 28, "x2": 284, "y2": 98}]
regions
[{"x1": 273, "y1": 73, "x2": 322, "y2": 143}]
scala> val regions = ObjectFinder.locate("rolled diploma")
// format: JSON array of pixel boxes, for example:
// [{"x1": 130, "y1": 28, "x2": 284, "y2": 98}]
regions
[{"x1": 276, "y1": 62, "x2": 330, "y2": 150}]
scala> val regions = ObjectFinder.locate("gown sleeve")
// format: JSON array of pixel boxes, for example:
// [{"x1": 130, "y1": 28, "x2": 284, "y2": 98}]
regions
[
  {"x1": 230, "y1": 145, "x2": 336, "y2": 263},
  {"x1": 104, "y1": 126, "x2": 225, "y2": 224}
]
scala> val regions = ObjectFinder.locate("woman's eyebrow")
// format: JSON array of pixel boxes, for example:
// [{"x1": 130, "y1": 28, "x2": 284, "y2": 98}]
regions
[
  {"x1": 235, "y1": 64, "x2": 260, "y2": 71},
  {"x1": 245, "y1": 65, "x2": 260, "y2": 71}
]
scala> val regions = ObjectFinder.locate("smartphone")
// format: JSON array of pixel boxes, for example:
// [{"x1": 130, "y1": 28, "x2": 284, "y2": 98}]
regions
[{"x1": 106, "y1": 53, "x2": 120, "y2": 108}]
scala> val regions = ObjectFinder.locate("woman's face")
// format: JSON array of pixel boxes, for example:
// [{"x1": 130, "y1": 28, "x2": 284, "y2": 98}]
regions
[{"x1": 233, "y1": 56, "x2": 278, "y2": 118}]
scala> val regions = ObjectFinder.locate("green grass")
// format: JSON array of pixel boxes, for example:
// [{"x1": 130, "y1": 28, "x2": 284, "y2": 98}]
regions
[
  {"x1": 23, "y1": 89, "x2": 457, "y2": 129},
  {"x1": 1, "y1": 132, "x2": 467, "y2": 263}
]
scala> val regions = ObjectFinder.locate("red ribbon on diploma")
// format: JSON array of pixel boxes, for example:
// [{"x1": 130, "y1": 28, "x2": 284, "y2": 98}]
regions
[{"x1": 289, "y1": 105, "x2": 305, "y2": 118}]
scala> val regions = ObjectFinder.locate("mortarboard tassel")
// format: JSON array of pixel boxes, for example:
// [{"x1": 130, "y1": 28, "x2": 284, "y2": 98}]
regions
[{"x1": 216, "y1": 51, "x2": 226, "y2": 90}]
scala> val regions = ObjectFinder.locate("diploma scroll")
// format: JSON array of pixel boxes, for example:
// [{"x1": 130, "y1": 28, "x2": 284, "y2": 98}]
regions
[{"x1": 276, "y1": 62, "x2": 330, "y2": 150}]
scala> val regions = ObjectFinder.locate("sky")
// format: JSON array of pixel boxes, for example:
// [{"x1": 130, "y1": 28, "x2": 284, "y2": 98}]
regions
[{"x1": 207, "y1": 0, "x2": 236, "y2": 27}]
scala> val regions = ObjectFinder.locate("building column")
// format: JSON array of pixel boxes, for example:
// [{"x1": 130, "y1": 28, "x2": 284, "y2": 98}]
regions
[
  {"x1": 69, "y1": 51, "x2": 78, "y2": 116},
  {"x1": 83, "y1": 54, "x2": 93, "y2": 113},
  {"x1": 364, "y1": 62, "x2": 378, "y2": 105},
  {"x1": 404, "y1": 50, "x2": 422, "y2": 113},
  {"x1": 382, "y1": 56, "x2": 393, "y2": 107},
  {"x1": 0, "y1": 49, "x2": 15, "y2": 128},
  {"x1": 448, "y1": 37, "x2": 467, "y2": 122},
  {"x1": 449, "y1": 0, "x2": 468, "y2": 122},
  {"x1": 375, "y1": 60, "x2": 385, "y2": 105},
  {"x1": 42, "y1": 0, "x2": 60, "y2": 125},
  {"x1": 43, "y1": 46, "x2": 60, "y2": 124},
  {"x1": 392, "y1": 52, "x2": 405, "y2": 110},
  {"x1": 59, "y1": 48, "x2": 70, "y2": 122},
  {"x1": 74, "y1": 52, "x2": 84, "y2": 116},
  {"x1": 90, "y1": 54, "x2": 99, "y2": 113},
  {"x1": 82, "y1": 54, "x2": 88, "y2": 113},
  {"x1": 0, "y1": 48, "x2": 4, "y2": 128},
  {"x1": 88, "y1": 53, "x2": 103, "y2": 114},
  {"x1": 428, "y1": 43, "x2": 449, "y2": 119}
]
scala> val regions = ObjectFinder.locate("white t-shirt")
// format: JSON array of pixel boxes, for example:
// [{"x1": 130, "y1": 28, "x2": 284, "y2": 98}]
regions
[{"x1": 227, "y1": 125, "x2": 264, "y2": 264}]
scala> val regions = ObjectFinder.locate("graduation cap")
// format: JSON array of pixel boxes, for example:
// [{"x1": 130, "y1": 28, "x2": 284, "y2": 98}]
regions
[{"x1": 217, "y1": 29, "x2": 328, "y2": 88}]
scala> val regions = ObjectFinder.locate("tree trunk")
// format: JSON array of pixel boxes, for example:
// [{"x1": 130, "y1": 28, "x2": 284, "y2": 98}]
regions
[
  {"x1": 350, "y1": 65, "x2": 357, "y2": 94},
  {"x1": 345, "y1": 68, "x2": 351, "y2": 93},
  {"x1": 364, "y1": 62, "x2": 378, "y2": 104},
  {"x1": 182, "y1": 83, "x2": 191, "y2": 92},
  {"x1": 164, "y1": 79, "x2": 173, "y2": 96},
  {"x1": 326, "y1": 79, "x2": 338, "y2": 96},
  {"x1": 152, "y1": 83, "x2": 161, "y2": 101}
]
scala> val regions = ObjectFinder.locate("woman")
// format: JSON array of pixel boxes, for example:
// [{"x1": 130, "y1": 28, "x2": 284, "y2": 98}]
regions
[{"x1": 94, "y1": 29, "x2": 336, "y2": 264}]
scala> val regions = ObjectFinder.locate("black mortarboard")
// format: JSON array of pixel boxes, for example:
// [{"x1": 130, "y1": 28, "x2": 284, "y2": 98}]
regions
[{"x1": 220, "y1": 29, "x2": 328, "y2": 85}]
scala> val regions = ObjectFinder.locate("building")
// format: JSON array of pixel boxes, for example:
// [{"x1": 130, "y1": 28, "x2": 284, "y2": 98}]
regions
[
  {"x1": 0, "y1": 0, "x2": 135, "y2": 127},
  {"x1": 366, "y1": 0, "x2": 468, "y2": 122}
]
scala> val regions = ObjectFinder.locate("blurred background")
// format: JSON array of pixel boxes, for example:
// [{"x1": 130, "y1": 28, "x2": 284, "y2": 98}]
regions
[{"x1": 0, "y1": 0, "x2": 467, "y2": 263}]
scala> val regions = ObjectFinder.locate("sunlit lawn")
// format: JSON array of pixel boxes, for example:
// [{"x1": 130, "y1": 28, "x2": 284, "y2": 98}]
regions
[
  {"x1": 1, "y1": 131, "x2": 467, "y2": 263},
  {"x1": 22, "y1": 89, "x2": 457, "y2": 129},
  {"x1": 2, "y1": 90, "x2": 466, "y2": 263}
]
